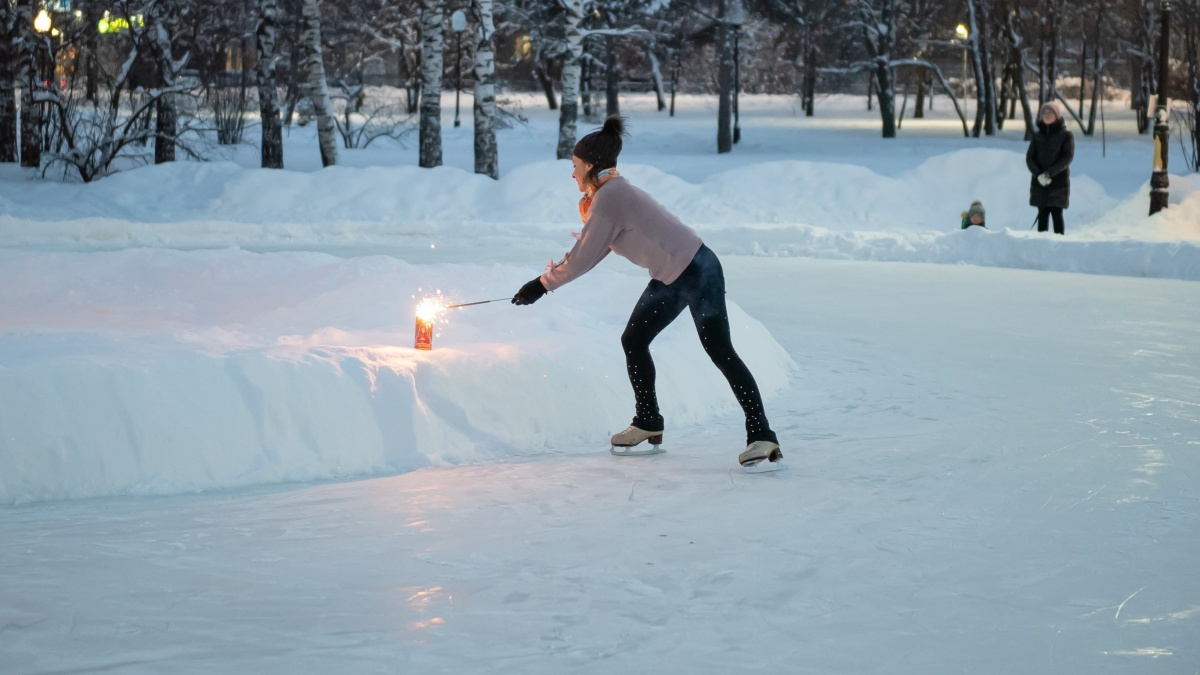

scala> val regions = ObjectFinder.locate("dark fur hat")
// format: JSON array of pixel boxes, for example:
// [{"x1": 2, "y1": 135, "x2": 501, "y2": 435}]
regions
[{"x1": 573, "y1": 115, "x2": 627, "y2": 169}]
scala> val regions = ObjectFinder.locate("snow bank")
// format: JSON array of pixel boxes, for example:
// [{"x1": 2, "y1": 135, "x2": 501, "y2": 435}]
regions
[
  {"x1": 0, "y1": 249, "x2": 791, "y2": 504},
  {"x1": 3, "y1": 154, "x2": 1196, "y2": 280}
]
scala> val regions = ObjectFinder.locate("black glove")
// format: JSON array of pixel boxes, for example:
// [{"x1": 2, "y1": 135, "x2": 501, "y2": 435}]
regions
[{"x1": 512, "y1": 278, "x2": 548, "y2": 305}]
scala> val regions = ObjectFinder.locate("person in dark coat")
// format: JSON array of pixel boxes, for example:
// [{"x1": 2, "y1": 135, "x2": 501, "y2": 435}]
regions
[{"x1": 1026, "y1": 101, "x2": 1074, "y2": 235}]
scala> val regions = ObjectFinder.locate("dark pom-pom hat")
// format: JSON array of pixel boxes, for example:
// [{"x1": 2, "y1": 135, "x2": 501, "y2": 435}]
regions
[{"x1": 573, "y1": 115, "x2": 627, "y2": 169}]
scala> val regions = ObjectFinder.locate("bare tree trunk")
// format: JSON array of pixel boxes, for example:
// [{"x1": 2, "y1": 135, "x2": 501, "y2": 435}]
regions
[
  {"x1": 418, "y1": 0, "x2": 443, "y2": 167},
  {"x1": 147, "y1": 1, "x2": 179, "y2": 164},
  {"x1": 968, "y1": 0, "x2": 984, "y2": 136},
  {"x1": 717, "y1": 21, "x2": 734, "y2": 153},
  {"x1": 605, "y1": 36, "x2": 619, "y2": 116},
  {"x1": 1079, "y1": 42, "x2": 1087, "y2": 117},
  {"x1": 1003, "y1": 9, "x2": 1034, "y2": 140},
  {"x1": 914, "y1": 69, "x2": 926, "y2": 118},
  {"x1": 472, "y1": 0, "x2": 497, "y2": 178},
  {"x1": 1045, "y1": 6, "x2": 1059, "y2": 100},
  {"x1": 397, "y1": 49, "x2": 420, "y2": 114},
  {"x1": 975, "y1": 0, "x2": 997, "y2": 135},
  {"x1": 257, "y1": 0, "x2": 284, "y2": 168},
  {"x1": 648, "y1": 48, "x2": 666, "y2": 111},
  {"x1": 1086, "y1": 54, "x2": 1103, "y2": 136},
  {"x1": 1083, "y1": 1, "x2": 1106, "y2": 137},
  {"x1": 16, "y1": 0, "x2": 39, "y2": 168},
  {"x1": 1038, "y1": 37, "x2": 1047, "y2": 105},
  {"x1": 581, "y1": 46, "x2": 593, "y2": 119},
  {"x1": 856, "y1": 0, "x2": 896, "y2": 137},
  {"x1": 996, "y1": 63, "x2": 1009, "y2": 127},
  {"x1": 1008, "y1": 67, "x2": 1017, "y2": 120},
  {"x1": 556, "y1": 0, "x2": 584, "y2": 159},
  {"x1": 873, "y1": 66, "x2": 896, "y2": 137},
  {"x1": 803, "y1": 37, "x2": 816, "y2": 117},
  {"x1": 1138, "y1": 56, "x2": 1153, "y2": 133},
  {"x1": 84, "y1": 3, "x2": 101, "y2": 104},
  {"x1": 1189, "y1": 15, "x2": 1200, "y2": 170},
  {"x1": 670, "y1": 51, "x2": 679, "y2": 117},
  {"x1": 532, "y1": 55, "x2": 557, "y2": 110},
  {"x1": 0, "y1": 1, "x2": 17, "y2": 163},
  {"x1": 301, "y1": 0, "x2": 337, "y2": 166},
  {"x1": 283, "y1": 16, "x2": 305, "y2": 127}
]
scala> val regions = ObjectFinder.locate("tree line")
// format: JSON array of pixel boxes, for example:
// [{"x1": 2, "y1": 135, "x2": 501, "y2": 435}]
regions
[{"x1": 1, "y1": 0, "x2": 1197, "y2": 183}]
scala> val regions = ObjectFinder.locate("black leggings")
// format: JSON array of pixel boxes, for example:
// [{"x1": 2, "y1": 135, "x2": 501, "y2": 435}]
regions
[
  {"x1": 1037, "y1": 207, "x2": 1065, "y2": 235},
  {"x1": 620, "y1": 245, "x2": 777, "y2": 445}
]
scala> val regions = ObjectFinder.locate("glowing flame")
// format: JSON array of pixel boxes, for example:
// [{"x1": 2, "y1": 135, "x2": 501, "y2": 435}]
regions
[
  {"x1": 415, "y1": 298, "x2": 444, "y2": 321},
  {"x1": 413, "y1": 295, "x2": 445, "y2": 350}
]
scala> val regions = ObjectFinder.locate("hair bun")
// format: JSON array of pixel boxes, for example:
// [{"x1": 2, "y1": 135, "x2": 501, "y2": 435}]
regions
[{"x1": 602, "y1": 115, "x2": 627, "y2": 138}]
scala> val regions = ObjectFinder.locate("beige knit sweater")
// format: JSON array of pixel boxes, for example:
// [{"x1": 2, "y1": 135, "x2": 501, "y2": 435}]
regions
[{"x1": 540, "y1": 177, "x2": 703, "y2": 292}]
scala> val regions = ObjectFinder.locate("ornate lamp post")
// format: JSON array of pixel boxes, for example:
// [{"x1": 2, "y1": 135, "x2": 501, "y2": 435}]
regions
[
  {"x1": 1149, "y1": 0, "x2": 1171, "y2": 215},
  {"x1": 34, "y1": 9, "x2": 52, "y2": 86},
  {"x1": 451, "y1": 9, "x2": 467, "y2": 128}
]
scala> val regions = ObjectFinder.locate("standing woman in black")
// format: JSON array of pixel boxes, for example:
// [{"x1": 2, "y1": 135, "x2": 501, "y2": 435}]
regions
[{"x1": 1027, "y1": 101, "x2": 1075, "y2": 235}]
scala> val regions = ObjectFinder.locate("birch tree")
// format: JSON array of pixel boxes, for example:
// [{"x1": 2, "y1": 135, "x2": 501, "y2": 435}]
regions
[
  {"x1": 756, "y1": 0, "x2": 841, "y2": 117},
  {"x1": 999, "y1": 0, "x2": 1035, "y2": 139},
  {"x1": 557, "y1": 0, "x2": 586, "y2": 160},
  {"x1": 301, "y1": 0, "x2": 337, "y2": 166},
  {"x1": 145, "y1": 0, "x2": 187, "y2": 164},
  {"x1": 0, "y1": 0, "x2": 17, "y2": 163},
  {"x1": 1036, "y1": 0, "x2": 1068, "y2": 105},
  {"x1": 553, "y1": 0, "x2": 648, "y2": 159},
  {"x1": 1061, "y1": 0, "x2": 1112, "y2": 137},
  {"x1": 472, "y1": 0, "x2": 498, "y2": 178},
  {"x1": 257, "y1": 0, "x2": 284, "y2": 168},
  {"x1": 1182, "y1": 0, "x2": 1200, "y2": 170},
  {"x1": 419, "y1": 0, "x2": 444, "y2": 168},
  {"x1": 965, "y1": 0, "x2": 998, "y2": 136},
  {"x1": 1126, "y1": 0, "x2": 1157, "y2": 133},
  {"x1": 15, "y1": 0, "x2": 38, "y2": 168},
  {"x1": 81, "y1": 1, "x2": 102, "y2": 104},
  {"x1": 854, "y1": 0, "x2": 899, "y2": 138},
  {"x1": 717, "y1": 0, "x2": 743, "y2": 153}
]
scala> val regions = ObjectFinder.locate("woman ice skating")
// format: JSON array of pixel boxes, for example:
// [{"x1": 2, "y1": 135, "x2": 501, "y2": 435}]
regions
[
  {"x1": 510, "y1": 115, "x2": 782, "y2": 470},
  {"x1": 1026, "y1": 101, "x2": 1074, "y2": 235}
]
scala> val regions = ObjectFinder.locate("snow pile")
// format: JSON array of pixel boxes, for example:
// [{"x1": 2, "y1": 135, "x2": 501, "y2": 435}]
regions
[
  {"x1": 3, "y1": 155, "x2": 1197, "y2": 278},
  {"x1": 0, "y1": 249, "x2": 790, "y2": 503}
]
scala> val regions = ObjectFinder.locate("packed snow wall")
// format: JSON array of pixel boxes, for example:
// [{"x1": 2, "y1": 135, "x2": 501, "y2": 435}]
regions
[{"x1": 0, "y1": 249, "x2": 793, "y2": 504}]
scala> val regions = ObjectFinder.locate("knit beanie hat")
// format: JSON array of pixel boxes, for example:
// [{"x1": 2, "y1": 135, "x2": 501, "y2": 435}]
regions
[
  {"x1": 573, "y1": 115, "x2": 626, "y2": 170},
  {"x1": 967, "y1": 200, "x2": 985, "y2": 219},
  {"x1": 1038, "y1": 101, "x2": 1063, "y2": 122}
]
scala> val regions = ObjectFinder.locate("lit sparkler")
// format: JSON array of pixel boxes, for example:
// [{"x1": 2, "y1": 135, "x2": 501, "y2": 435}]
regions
[
  {"x1": 412, "y1": 295, "x2": 510, "y2": 350},
  {"x1": 414, "y1": 297, "x2": 443, "y2": 350}
]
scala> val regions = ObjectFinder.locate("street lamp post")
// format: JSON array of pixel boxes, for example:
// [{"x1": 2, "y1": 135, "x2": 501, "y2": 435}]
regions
[
  {"x1": 1149, "y1": 0, "x2": 1171, "y2": 215},
  {"x1": 34, "y1": 9, "x2": 52, "y2": 86},
  {"x1": 451, "y1": 9, "x2": 466, "y2": 128}
]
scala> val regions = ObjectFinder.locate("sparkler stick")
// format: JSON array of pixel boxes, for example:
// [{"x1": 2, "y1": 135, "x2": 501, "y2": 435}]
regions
[{"x1": 443, "y1": 298, "x2": 511, "y2": 309}]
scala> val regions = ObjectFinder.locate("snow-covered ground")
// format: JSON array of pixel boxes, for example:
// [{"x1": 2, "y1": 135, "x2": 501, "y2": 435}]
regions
[{"x1": 1, "y1": 93, "x2": 1197, "y2": 673}]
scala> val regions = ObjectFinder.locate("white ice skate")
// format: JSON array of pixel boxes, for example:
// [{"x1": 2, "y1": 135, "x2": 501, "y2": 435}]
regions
[
  {"x1": 609, "y1": 425, "x2": 665, "y2": 457},
  {"x1": 739, "y1": 441, "x2": 783, "y2": 472}
]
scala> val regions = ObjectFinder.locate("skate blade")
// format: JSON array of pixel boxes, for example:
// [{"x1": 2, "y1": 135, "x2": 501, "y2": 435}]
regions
[
  {"x1": 610, "y1": 445, "x2": 665, "y2": 457},
  {"x1": 741, "y1": 459, "x2": 785, "y2": 473}
]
